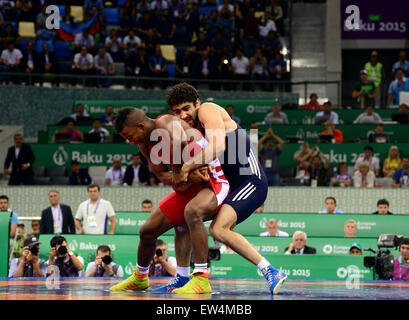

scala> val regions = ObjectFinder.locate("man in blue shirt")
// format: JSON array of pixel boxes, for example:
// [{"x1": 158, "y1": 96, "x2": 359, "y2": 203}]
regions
[
  {"x1": 319, "y1": 196, "x2": 344, "y2": 214},
  {"x1": 0, "y1": 195, "x2": 19, "y2": 238},
  {"x1": 387, "y1": 68, "x2": 409, "y2": 107},
  {"x1": 148, "y1": 44, "x2": 169, "y2": 89},
  {"x1": 392, "y1": 51, "x2": 409, "y2": 78},
  {"x1": 84, "y1": 0, "x2": 104, "y2": 18},
  {"x1": 392, "y1": 156, "x2": 409, "y2": 188}
]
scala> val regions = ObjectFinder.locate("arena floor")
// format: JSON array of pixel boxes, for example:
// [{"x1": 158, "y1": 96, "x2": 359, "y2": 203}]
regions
[{"x1": 0, "y1": 277, "x2": 408, "y2": 300}]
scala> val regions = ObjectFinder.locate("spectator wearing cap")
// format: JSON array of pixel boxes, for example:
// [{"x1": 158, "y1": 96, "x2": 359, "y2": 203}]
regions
[
  {"x1": 304, "y1": 93, "x2": 323, "y2": 110},
  {"x1": 352, "y1": 70, "x2": 378, "y2": 109},
  {"x1": 312, "y1": 101, "x2": 339, "y2": 125},
  {"x1": 349, "y1": 243, "x2": 362, "y2": 255},
  {"x1": 353, "y1": 105, "x2": 383, "y2": 124},
  {"x1": 263, "y1": 101, "x2": 289, "y2": 125},
  {"x1": 8, "y1": 236, "x2": 48, "y2": 277},
  {"x1": 392, "y1": 51, "x2": 409, "y2": 78},
  {"x1": 386, "y1": 68, "x2": 409, "y2": 107},
  {"x1": 354, "y1": 145, "x2": 380, "y2": 177},
  {"x1": 259, "y1": 218, "x2": 289, "y2": 237}
]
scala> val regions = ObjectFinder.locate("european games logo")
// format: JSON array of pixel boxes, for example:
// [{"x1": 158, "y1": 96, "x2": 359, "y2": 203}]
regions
[{"x1": 53, "y1": 146, "x2": 68, "y2": 166}]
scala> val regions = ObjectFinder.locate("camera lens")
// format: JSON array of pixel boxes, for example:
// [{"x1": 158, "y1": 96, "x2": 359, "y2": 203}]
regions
[
  {"x1": 102, "y1": 255, "x2": 112, "y2": 265},
  {"x1": 57, "y1": 245, "x2": 67, "y2": 256},
  {"x1": 30, "y1": 246, "x2": 39, "y2": 256},
  {"x1": 156, "y1": 249, "x2": 163, "y2": 257}
]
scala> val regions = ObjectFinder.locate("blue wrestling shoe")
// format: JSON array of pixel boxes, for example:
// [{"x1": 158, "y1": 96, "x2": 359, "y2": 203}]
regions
[
  {"x1": 263, "y1": 266, "x2": 287, "y2": 295},
  {"x1": 152, "y1": 274, "x2": 190, "y2": 293}
]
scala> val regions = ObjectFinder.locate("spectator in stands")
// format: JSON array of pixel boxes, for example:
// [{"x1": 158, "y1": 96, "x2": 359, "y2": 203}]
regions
[
  {"x1": 186, "y1": 3, "x2": 200, "y2": 35},
  {"x1": 104, "y1": 29, "x2": 124, "y2": 62},
  {"x1": 349, "y1": 243, "x2": 362, "y2": 256},
  {"x1": 86, "y1": 245, "x2": 124, "y2": 277},
  {"x1": 260, "y1": 218, "x2": 289, "y2": 237},
  {"x1": 255, "y1": 203, "x2": 264, "y2": 213},
  {"x1": 306, "y1": 147, "x2": 329, "y2": 187},
  {"x1": 210, "y1": 31, "x2": 228, "y2": 64},
  {"x1": 148, "y1": 44, "x2": 169, "y2": 89},
  {"x1": 312, "y1": 101, "x2": 339, "y2": 125},
  {"x1": 47, "y1": 235, "x2": 84, "y2": 277},
  {"x1": 83, "y1": 0, "x2": 104, "y2": 19},
  {"x1": 268, "y1": 52, "x2": 288, "y2": 91},
  {"x1": 156, "y1": 9, "x2": 176, "y2": 44},
  {"x1": 331, "y1": 161, "x2": 352, "y2": 187},
  {"x1": 70, "y1": 104, "x2": 90, "y2": 123},
  {"x1": 27, "y1": 220, "x2": 40, "y2": 238},
  {"x1": 191, "y1": 31, "x2": 211, "y2": 60},
  {"x1": 240, "y1": 7, "x2": 259, "y2": 57},
  {"x1": 368, "y1": 123, "x2": 389, "y2": 143},
  {"x1": 40, "y1": 190, "x2": 76, "y2": 234},
  {"x1": 354, "y1": 145, "x2": 380, "y2": 177},
  {"x1": 258, "y1": 12, "x2": 277, "y2": 40},
  {"x1": 136, "y1": 12, "x2": 157, "y2": 43},
  {"x1": 169, "y1": 0, "x2": 187, "y2": 23},
  {"x1": 304, "y1": 93, "x2": 323, "y2": 110},
  {"x1": 344, "y1": 219, "x2": 357, "y2": 238},
  {"x1": 123, "y1": 29, "x2": 142, "y2": 58},
  {"x1": 352, "y1": 69, "x2": 377, "y2": 109},
  {"x1": 104, "y1": 157, "x2": 125, "y2": 186},
  {"x1": 89, "y1": 118, "x2": 112, "y2": 143},
  {"x1": 203, "y1": 10, "x2": 223, "y2": 39},
  {"x1": 265, "y1": 0, "x2": 284, "y2": 35},
  {"x1": 12, "y1": 223, "x2": 26, "y2": 259},
  {"x1": 149, "y1": 239, "x2": 177, "y2": 277},
  {"x1": 125, "y1": 46, "x2": 149, "y2": 89},
  {"x1": 0, "y1": 195, "x2": 19, "y2": 238},
  {"x1": 9, "y1": 236, "x2": 48, "y2": 277},
  {"x1": 61, "y1": 6, "x2": 78, "y2": 26},
  {"x1": 353, "y1": 105, "x2": 383, "y2": 124},
  {"x1": 141, "y1": 199, "x2": 153, "y2": 212},
  {"x1": 392, "y1": 156, "x2": 409, "y2": 188},
  {"x1": 73, "y1": 46, "x2": 94, "y2": 86},
  {"x1": 392, "y1": 237, "x2": 409, "y2": 281},
  {"x1": 73, "y1": 29, "x2": 95, "y2": 54},
  {"x1": 258, "y1": 128, "x2": 284, "y2": 186},
  {"x1": 123, "y1": 153, "x2": 150, "y2": 186},
  {"x1": 120, "y1": 0, "x2": 136, "y2": 20},
  {"x1": 193, "y1": 49, "x2": 214, "y2": 86},
  {"x1": 364, "y1": 51, "x2": 385, "y2": 98},
  {"x1": 392, "y1": 51, "x2": 409, "y2": 78},
  {"x1": 318, "y1": 120, "x2": 343, "y2": 143},
  {"x1": 4, "y1": 133, "x2": 35, "y2": 185},
  {"x1": 94, "y1": 47, "x2": 115, "y2": 88},
  {"x1": 0, "y1": 40, "x2": 22, "y2": 84},
  {"x1": 263, "y1": 101, "x2": 289, "y2": 125},
  {"x1": 225, "y1": 105, "x2": 241, "y2": 125},
  {"x1": 249, "y1": 48, "x2": 269, "y2": 91},
  {"x1": 294, "y1": 141, "x2": 311, "y2": 178},
  {"x1": 214, "y1": 55, "x2": 233, "y2": 91},
  {"x1": 231, "y1": 48, "x2": 250, "y2": 90},
  {"x1": 175, "y1": 48, "x2": 194, "y2": 79},
  {"x1": 35, "y1": 4, "x2": 55, "y2": 40},
  {"x1": 383, "y1": 145, "x2": 401, "y2": 178},
  {"x1": 392, "y1": 103, "x2": 409, "y2": 124},
  {"x1": 373, "y1": 199, "x2": 393, "y2": 215},
  {"x1": 386, "y1": 68, "x2": 409, "y2": 108},
  {"x1": 99, "y1": 105, "x2": 116, "y2": 126},
  {"x1": 285, "y1": 231, "x2": 316, "y2": 255},
  {"x1": 353, "y1": 162, "x2": 375, "y2": 188},
  {"x1": 69, "y1": 160, "x2": 92, "y2": 186},
  {"x1": 319, "y1": 196, "x2": 343, "y2": 214},
  {"x1": 21, "y1": 41, "x2": 37, "y2": 85},
  {"x1": 52, "y1": 119, "x2": 84, "y2": 143},
  {"x1": 38, "y1": 42, "x2": 58, "y2": 87},
  {"x1": 0, "y1": 23, "x2": 18, "y2": 51},
  {"x1": 75, "y1": 184, "x2": 117, "y2": 234},
  {"x1": 151, "y1": 0, "x2": 169, "y2": 13}
]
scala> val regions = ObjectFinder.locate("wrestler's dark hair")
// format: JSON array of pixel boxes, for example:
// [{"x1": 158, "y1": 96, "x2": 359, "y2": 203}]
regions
[
  {"x1": 113, "y1": 107, "x2": 136, "y2": 133},
  {"x1": 166, "y1": 82, "x2": 199, "y2": 108}
]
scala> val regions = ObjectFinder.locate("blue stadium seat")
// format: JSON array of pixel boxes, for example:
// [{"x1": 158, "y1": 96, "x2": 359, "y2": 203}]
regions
[
  {"x1": 57, "y1": 5, "x2": 66, "y2": 17},
  {"x1": 19, "y1": 39, "x2": 32, "y2": 51},
  {"x1": 36, "y1": 40, "x2": 54, "y2": 53},
  {"x1": 117, "y1": 0, "x2": 126, "y2": 5},
  {"x1": 54, "y1": 41, "x2": 72, "y2": 59},
  {"x1": 3, "y1": 21, "x2": 17, "y2": 32},
  {"x1": 167, "y1": 64, "x2": 176, "y2": 79},
  {"x1": 104, "y1": 8, "x2": 119, "y2": 24},
  {"x1": 198, "y1": 6, "x2": 218, "y2": 16}
]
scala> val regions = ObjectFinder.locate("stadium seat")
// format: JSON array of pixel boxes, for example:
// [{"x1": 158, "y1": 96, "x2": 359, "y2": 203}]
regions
[
  {"x1": 51, "y1": 176, "x2": 69, "y2": 185},
  {"x1": 55, "y1": 41, "x2": 72, "y2": 59},
  {"x1": 70, "y1": 6, "x2": 84, "y2": 22},
  {"x1": 19, "y1": 39, "x2": 31, "y2": 51},
  {"x1": 33, "y1": 166, "x2": 46, "y2": 177},
  {"x1": 3, "y1": 21, "x2": 17, "y2": 32},
  {"x1": 46, "y1": 167, "x2": 67, "y2": 178},
  {"x1": 279, "y1": 167, "x2": 296, "y2": 178},
  {"x1": 18, "y1": 22, "x2": 36, "y2": 38},
  {"x1": 34, "y1": 177, "x2": 51, "y2": 185},
  {"x1": 160, "y1": 45, "x2": 175, "y2": 63},
  {"x1": 255, "y1": 11, "x2": 265, "y2": 18},
  {"x1": 57, "y1": 5, "x2": 66, "y2": 16},
  {"x1": 198, "y1": 6, "x2": 218, "y2": 16},
  {"x1": 167, "y1": 64, "x2": 175, "y2": 79},
  {"x1": 104, "y1": 8, "x2": 119, "y2": 24},
  {"x1": 36, "y1": 40, "x2": 54, "y2": 53}
]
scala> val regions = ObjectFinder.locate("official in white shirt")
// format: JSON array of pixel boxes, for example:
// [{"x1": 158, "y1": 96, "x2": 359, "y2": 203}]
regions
[{"x1": 105, "y1": 157, "x2": 126, "y2": 186}]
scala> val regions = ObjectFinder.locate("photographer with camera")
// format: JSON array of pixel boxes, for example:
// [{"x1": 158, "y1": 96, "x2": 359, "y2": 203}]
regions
[
  {"x1": 149, "y1": 239, "x2": 177, "y2": 277},
  {"x1": 47, "y1": 235, "x2": 84, "y2": 277},
  {"x1": 392, "y1": 237, "x2": 409, "y2": 281},
  {"x1": 85, "y1": 245, "x2": 124, "y2": 277},
  {"x1": 9, "y1": 236, "x2": 48, "y2": 277}
]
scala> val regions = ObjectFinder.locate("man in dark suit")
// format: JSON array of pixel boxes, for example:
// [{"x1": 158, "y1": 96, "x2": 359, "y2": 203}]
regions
[
  {"x1": 123, "y1": 153, "x2": 150, "y2": 186},
  {"x1": 284, "y1": 231, "x2": 316, "y2": 254},
  {"x1": 69, "y1": 160, "x2": 92, "y2": 185},
  {"x1": 21, "y1": 41, "x2": 39, "y2": 85},
  {"x1": 40, "y1": 190, "x2": 76, "y2": 234},
  {"x1": 4, "y1": 134, "x2": 35, "y2": 185},
  {"x1": 38, "y1": 42, "x2": 59, "y2": 86}
]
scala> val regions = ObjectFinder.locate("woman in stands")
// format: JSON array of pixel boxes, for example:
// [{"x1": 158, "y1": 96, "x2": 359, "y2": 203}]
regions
[
  {"x1": 354, "y1": 162, "x2": 375, "y2": 188},
  {"x1": 382, "y1": 145, "x2": 401, "y2": 178}
]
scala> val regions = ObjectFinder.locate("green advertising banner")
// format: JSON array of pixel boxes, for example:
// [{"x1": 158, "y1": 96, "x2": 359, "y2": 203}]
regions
[
  {"x1": 74, "y1": 100, "x2": 397, "y2": 125},
  {"x1": 253, "y1": 124, "x2": 409, "y2": 143},
  {"x1": 29, "y1": 143, "x2": 409, "y2": 168},
  {"x1": 30, "y1": 143, "x2": 139, "y2": 168},
  {"x1": 113, "y1": 211, "x2": 409, "y2": 239},
  {"x1": 0, "y1": 211, "x2": 10, "y2": 277},
  {"x1": 37, "y1": 234, "x2": 374, "y2": 280}
]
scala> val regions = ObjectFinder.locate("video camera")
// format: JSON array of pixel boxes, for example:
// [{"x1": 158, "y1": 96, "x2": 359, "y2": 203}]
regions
[
  {"x1": 50, "y1": 236, "x2": 68, "y2": 258},
  {"x1": 190, "y1": 245, "x2": 221, "y2": 269},
  {"x1": 363, "y1": 234, "x2": 404, "y2": 280}
]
